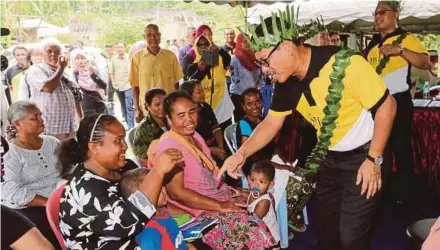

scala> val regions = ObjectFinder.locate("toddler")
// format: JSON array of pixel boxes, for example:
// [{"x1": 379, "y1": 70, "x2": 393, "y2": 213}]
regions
[{"x1": 246, "y1": 161, "x2": 280, "y2": 244}]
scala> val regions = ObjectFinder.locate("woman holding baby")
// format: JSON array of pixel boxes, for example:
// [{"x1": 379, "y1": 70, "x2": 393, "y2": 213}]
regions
[{"x1": 58, "y1": 114, "x2": 184, "y2": 249}]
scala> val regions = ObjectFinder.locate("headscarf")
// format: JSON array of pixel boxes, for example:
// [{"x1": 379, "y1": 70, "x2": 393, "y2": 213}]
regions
[
  {"x1": 70, "y1": 49, "x2": 105, "y2": 99},
  {"x1": 187, "y1": 25, "x2": 213, "y2": 59},
  {"x1": 193, "y1": 35, "x2": 227, "y2": 110},
  {"x1": 234, "y1": 33, "x2": 257, "y2": 71},
  {"x1": 129, "y1": 40, "x2": 147, "y2": 59}
]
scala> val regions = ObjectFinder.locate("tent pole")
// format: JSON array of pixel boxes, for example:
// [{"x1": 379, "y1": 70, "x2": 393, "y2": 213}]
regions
[{"x1": 245, "y1": 1, "x2": 248, "y2": 32}]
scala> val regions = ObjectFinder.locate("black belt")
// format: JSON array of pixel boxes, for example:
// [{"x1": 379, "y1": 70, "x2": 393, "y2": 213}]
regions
[
  {"x1": 328, "y1": 141, "x2": 371, "y2": 157},
  {"x1": 392, "y1": 90, "x2": 411, "y2": 99}
]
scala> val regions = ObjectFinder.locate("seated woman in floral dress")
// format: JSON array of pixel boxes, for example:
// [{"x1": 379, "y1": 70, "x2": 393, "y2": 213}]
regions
[
  {"x1": 153, "y1": 91, "x2": 276, "y2": 250},
  {"x1": 58, "y1": 114, "x2": 184, "y2": 249}
]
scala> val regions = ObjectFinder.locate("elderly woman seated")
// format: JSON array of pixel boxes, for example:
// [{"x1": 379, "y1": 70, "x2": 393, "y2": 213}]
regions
[
  {"x1": 153, "y1": 91, "x2": 276, "y2": 249},
  {"x1": 2, "y1": 101, "x2": 63, "y2": 248}
]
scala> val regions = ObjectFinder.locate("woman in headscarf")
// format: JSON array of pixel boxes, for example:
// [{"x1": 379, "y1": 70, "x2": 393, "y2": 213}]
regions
[
  {"x1": 230, "y1": 33, "x2": 264, "y2": 121},
  {"x1": 183, "y1": 25, "x2": 231, "y2": 79},
  {"x1": 182, "y1": 34, "x2": 234, "y2": 129},
  {"x1": 70, "y1": 49, "x2": 107, "y2": 117}
]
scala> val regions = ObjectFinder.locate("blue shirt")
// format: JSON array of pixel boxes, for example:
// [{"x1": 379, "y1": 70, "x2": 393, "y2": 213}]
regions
[
  {"x1": 230, "y1": 55, "x2": 263, "y2": 95},
  {"x1": 135, "y1": 210, "x2": 187, "y2": 250}
]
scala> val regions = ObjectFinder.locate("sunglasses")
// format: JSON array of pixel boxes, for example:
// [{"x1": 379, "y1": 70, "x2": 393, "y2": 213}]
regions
[
  {"x1": 254, "y1": 42, "x2": 281, "y2": 68},
  {"x1": 372, "y1": 9, "x2": 396, "y2": 17},
  {"x1": 197, "y1": 42, "x2": 210, "y2": 47}
]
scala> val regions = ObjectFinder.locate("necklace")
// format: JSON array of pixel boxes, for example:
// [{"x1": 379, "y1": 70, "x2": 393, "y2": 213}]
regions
[
  {"x1": 15, "y1": 136, "x2": 42, "y2": 150},
  {"x1": 375, "y1": 33, "x2": 407, "y2": 75}
]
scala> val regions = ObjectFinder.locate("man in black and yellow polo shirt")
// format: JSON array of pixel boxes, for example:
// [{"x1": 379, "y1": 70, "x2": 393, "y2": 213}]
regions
[
  {"x1": 219, "y1": 6, "x2": 397, "y2": 250},
  {"x1": 365, "y1": 0, "x2": 431, "y2": 206}
]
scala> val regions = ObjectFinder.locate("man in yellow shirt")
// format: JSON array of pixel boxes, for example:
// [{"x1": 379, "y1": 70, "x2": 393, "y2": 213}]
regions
[
  {"x1": 365, "y1": 0, "x2": 431, "y2": 207},
  {"x1": 219, "y1": 6, "x2": 397, "y2": 250},
  {"x1": 130, "y1": 24, "x2": 183, "y2": 123}
]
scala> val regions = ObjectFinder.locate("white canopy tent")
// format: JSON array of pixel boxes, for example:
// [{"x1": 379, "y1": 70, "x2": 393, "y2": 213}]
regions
[{"x1": 247, "y1": 0, "x2": 440, "y2": 33}]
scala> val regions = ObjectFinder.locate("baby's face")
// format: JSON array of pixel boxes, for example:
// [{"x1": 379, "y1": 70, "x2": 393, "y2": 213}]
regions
[
  {"x1": 157, "y1": 188, "x2": 168, "y2": 207},
  {"x1": 247, "y1": 171, "x2": 273, "y2": 196}
]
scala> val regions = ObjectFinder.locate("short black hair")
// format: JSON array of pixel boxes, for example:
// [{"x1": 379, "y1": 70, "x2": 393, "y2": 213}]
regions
[
  {"x1": 163, "y1": 91, "x2": 194, "y2": 117},
  {"x1": 250, "y1": 160, "x2": 275, "y2": 181},
  {"x1": 144, "y1": 88, "x2": 166, "y2": 106},
  {"x1": 241, "y1": 87, "x2": 261, "y2": 104},
  {"x1": 180, "y1": 80, "x2": 200, "y2": 97},
  {"x1": 145, "y1": 24, "x2": 159, "y2": 32},
  {"x1": 120, "y1": 168, "x2": 150, "y2": 198}
]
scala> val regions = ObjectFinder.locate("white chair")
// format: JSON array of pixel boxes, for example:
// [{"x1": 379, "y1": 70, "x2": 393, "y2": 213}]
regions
[{"x1": 224, "y1": 123, "x2": 249, "y2": 187}]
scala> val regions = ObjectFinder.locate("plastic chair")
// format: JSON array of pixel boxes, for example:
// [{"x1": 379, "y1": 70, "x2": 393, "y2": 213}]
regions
[
  {"x1": 46, "y1": 184, "x2": 67, "y2": 250},
  {"x1": 224, "y1": 123, "x2": 248, "y2": 188}
]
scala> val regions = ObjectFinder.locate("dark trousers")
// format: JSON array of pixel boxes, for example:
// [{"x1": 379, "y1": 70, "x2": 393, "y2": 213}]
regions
[
  {"x1": 316, "y1": 143, "x2": 388, "y2": 250},
  {"x1": 388, "y1": 90, "x2": 414, "y2": 203},
  {"x1": 107, "y1": 78, "x2": 115, "y2": 102},
  {"x1": 17, "y1": 207, "x2": 61, "y2": 249},
  {"x1": 230, "y1": 93, "x2": 245, "y2": 122}
]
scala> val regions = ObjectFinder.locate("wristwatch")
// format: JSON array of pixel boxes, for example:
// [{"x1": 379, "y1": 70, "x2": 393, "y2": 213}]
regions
[
  {"x1": 399, "y1": 45, "x2": 405, "y2": 55},
  {"x1": 366, "y1": 155, "x2": 383, "y2": 166}
]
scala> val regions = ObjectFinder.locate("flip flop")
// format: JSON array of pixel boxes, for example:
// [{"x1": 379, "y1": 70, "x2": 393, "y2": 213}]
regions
[{"x1": 288, "y1": 221, "x2": 307, "y2": 233}]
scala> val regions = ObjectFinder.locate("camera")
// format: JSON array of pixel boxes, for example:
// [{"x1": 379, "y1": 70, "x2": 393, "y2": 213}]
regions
[{"x1": 202, "y1": 50, "x2": 219, "y2": 67}]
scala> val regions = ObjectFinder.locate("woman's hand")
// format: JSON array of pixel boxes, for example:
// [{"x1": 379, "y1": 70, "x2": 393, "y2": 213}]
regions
[
  {"x1": 210, "y1": 147, "x2": 228, "y2": 160},
  {"x1": 155, "y1": 149, "x2": 184, "y2": 176},
  {"x1": 218, "y1": 200, "x2": 246, "y2": 212},
  {"x1": 197, "y1": 60, "x2": 207, "y2": 72},
  {"x1": 89, "y1": 66, "x2": 96, "y2": 76},
  {"x1": 230, "y1": 187, "x2": 249, "y2": 198}
]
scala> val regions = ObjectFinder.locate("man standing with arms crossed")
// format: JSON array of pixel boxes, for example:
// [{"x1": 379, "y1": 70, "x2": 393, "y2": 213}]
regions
[{"x1": 219, "y1": 6, "x2": 397, "y2": 250}]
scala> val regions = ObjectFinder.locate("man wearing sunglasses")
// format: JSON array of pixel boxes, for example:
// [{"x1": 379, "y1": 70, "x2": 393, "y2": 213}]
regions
[
  {"x1": 365, "y1": 0, "x2": 431, "y2": 209},
  {"x1": 219, "y1": 6, "x2": 397, "y2": 250}
]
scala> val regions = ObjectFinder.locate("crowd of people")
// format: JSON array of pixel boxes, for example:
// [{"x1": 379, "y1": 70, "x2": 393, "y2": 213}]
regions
[{"x1": 1, "y1": 1, "x2": 439, "y2": 250}]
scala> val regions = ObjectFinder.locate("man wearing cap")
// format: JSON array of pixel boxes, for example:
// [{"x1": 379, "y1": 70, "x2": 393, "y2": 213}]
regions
[
  {"x1": 219, "y1": 6, "x2": 397, "y2": 250},
  {"x1": 365, "y1": 0, "x2": 431, "y2": 207}
]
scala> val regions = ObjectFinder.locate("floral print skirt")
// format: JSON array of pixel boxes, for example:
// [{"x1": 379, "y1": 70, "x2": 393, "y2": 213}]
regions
[{"x1": 199, "y1": 207, "x2": 276, "y2": 250}]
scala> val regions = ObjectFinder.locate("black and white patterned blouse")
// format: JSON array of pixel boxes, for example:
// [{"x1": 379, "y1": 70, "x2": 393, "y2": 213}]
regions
[{"x1": 59, "y1": 165, "x2": 156, "y2": 250}]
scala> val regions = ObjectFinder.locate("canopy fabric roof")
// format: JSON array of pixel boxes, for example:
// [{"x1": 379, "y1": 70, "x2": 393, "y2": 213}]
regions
[
  {"x1": 247, "y1": 0, "x2": 440, "y2": 33},
  {"x1": 183, "y1": 0, "x2": 292, "y2": 7}
]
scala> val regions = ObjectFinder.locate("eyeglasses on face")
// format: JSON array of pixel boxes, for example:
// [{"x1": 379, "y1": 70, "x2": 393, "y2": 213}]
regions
[
  {"x1": 372, "y1": 9, "x2": 396, "y2": 17},
  {"x1": 254, "y1": 42, "x2": 281, "y2": 68}
]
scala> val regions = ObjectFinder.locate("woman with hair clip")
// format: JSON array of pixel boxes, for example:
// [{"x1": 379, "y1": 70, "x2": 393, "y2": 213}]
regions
[
  {"x1": 58, "y1": 114, "x2": 185, "y2": 249},
  {"x1": 2, "y1": 101, "x2": 62, "y2": 248}
]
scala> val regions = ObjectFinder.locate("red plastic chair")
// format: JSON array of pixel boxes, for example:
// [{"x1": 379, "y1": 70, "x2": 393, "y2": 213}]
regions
[{"x1": 46, "y1": 184, "x2": 67, "y2": 250}]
